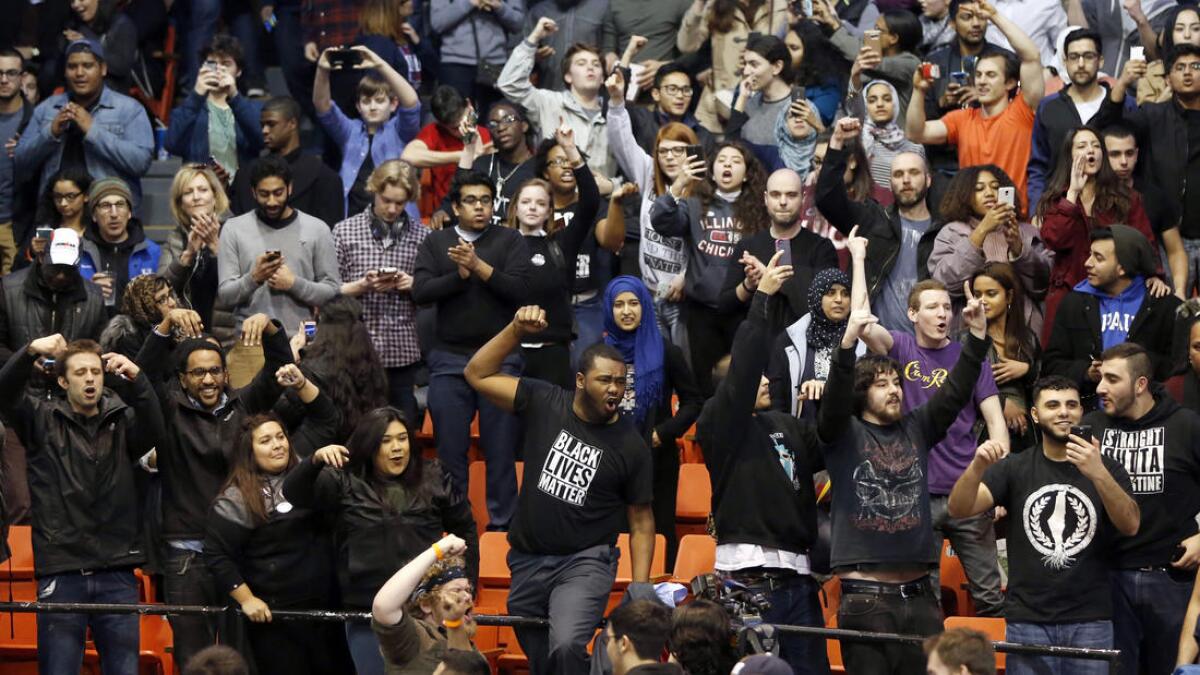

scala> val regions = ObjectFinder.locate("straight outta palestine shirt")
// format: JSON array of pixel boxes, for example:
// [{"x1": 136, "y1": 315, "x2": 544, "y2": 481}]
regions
[{"x1": 508, "y1": 379, "x2": 654, "y2": 555}]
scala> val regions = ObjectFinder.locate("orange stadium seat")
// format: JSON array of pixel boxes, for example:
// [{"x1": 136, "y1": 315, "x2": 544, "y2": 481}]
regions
[
  {"x1": 672, "y1": 534, "x2": 715, "y2": 584},
  {"x1": 675, "y1": 464, "x2": 711, "y2": 539}
]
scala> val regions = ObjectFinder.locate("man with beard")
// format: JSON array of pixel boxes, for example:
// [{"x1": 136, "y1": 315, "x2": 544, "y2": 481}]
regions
[
  {"x1": 816, "y1": 117, "x2": 942, "y2": 334},
  {"x1": 1081, "y1": 343, "x2": 1200, "y2": 675},
  {"x1": 718, "y1": 169, "x2": 839, "y2": 336},
  {"x1": 464, "y1": 305, "x2": 654, "y2": 675},
  {"x1": 217, "y1": 157, "x2": 341, "y2": 335},
  {"x1": 0, "y1": 47, "x2": 33, "y2": 275},
  {"x1": 1027, "y1": 29, "x2": 1135, "y2": 208},
  {"x1": 413, "y1": 171, "x2": 530, "y2": 531},
  {"x1": 949, "y1": 376, "x2": 1138, "y2": 673}
]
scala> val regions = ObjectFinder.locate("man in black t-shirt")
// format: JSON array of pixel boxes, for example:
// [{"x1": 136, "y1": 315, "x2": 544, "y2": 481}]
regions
[
  {"x1": 465, "y1": 306, "x2": 655, "y2": 675},
  {"x1": 948, "y1": 376, "x2": 1139, "y2": 674}
]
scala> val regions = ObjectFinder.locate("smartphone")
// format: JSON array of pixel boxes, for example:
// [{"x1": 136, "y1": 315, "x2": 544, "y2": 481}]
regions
[
  {"x1": 1130, "y1": 46, "x2": 1146, "y2": 62},
  {"x1": 920, "y1": 63, "x2": 941, "y2": 79},
  {"x1": 327, "y1": 48, "x2": 362, "y2": 70},
  {"x1": 950, "y1": 70, "x2": 969, "y2": 86},
  {"x1": 963, "y1": 55, "x2": 978, "y2": 77},
  {"x1": 303, "y1": 321, "x2": 317, "y2": 339},
  {"x1": 202, "y1": 59, "x2": 219, "y2": 72},
  {"x1": 1069, "y1": 424, "x2": 1093, "y2": 442},
  {"x1": 379, "y1": 266, "x2": 399, "y2": 276},
  {"x1": 997, "y1": 186, "x2": 1016, "y2": 207},
  {"x1": 263, "y1": 11, "x2": 278, "y2": 32},
  {"x1": 864, "y1": 29, "x2": 882, "y2": 54},
  {"x1": 790, "y1": 85, "x2": 807, "y2": 102},
  {"x1": 36, "y1": 226, "x2": 53, "y2": 241},
  {"x1": 684, "y1": 144, "x2": 704, "y2": 164},
  {"x1": 42, "y1": 357, "x2": 56, "y2": 369},
  {"x1": 265, "y1": 249, "x2": 282, "y2": 261},
  {"x1": 774, "y1": 238, "x2": 793, "y2": 267}
]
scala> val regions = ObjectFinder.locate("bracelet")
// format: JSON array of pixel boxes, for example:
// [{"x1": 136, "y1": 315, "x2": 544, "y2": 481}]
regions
[
  {"x1": 442, "y1": 618, "x2": 464, "y2": 629},
  {"x1": 431, "y1": 543, "x2": 445, "y2": 560},
  {"x1": 741, "y1": 279, "x2": 753, "y2": 292}
]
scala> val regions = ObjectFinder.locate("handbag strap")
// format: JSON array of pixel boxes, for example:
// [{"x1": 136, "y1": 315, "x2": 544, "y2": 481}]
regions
[{"x1": 470, "y1": 13, "x2": 486, "y2": 64}]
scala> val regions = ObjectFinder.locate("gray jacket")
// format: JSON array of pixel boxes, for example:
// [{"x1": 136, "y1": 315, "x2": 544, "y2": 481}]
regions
[
  {"x1": 522, "y1": 0, "x2": 609, "y2": 92},
  {"x1": 430, "y1": 0, "x2": 526, "y2": 66}
]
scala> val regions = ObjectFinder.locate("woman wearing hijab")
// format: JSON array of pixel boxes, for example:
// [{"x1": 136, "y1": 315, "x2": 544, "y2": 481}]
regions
[
  {"x1": 852, "y1": 79, "x2": 925, "y2": 190},
  {"x1": 603, "y1": 275, "x2": 703, "y2": 564}
]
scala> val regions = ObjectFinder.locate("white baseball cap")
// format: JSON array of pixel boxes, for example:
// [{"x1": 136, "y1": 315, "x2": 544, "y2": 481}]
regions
[{"x1": 48, "y1": 228, "x2": 81, "y2": 266}]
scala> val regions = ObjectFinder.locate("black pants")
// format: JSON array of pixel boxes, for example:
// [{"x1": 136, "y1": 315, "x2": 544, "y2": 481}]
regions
[
  {"x1": 522, "y1": 343, "x2": 574, "y2": 390},
  {"x1": 652, "y1": 438, "x2": 680, "y2": 566},
  {"x1": 685, "y1": 300, "x2": 740, "y2": 395},
  {"x1": 162, "y1": 548, "x2": 219, "y2": 671},
  {"x1": 386, "y1": 363, "x2": 422, "y2": 431},
  {"x1": 837, "y1": 577, "x2": 943, "y2": 675},
  {"x1": 247, "y1": 615, "x2": 346, "y2": 675}
]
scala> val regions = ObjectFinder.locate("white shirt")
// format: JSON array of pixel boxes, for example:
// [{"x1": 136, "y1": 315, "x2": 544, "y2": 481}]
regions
[
  {"x1": 987, "y1": 0, "x2": 1069, "y2": 65},
  {"x1": 715, "y1": 544, "x2": 812, "y2": 575}
]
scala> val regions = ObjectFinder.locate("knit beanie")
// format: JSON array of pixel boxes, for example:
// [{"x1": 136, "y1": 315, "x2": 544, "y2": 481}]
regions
[{"x1": 87, "y1": 177, "x2": 134, "y2": 213}]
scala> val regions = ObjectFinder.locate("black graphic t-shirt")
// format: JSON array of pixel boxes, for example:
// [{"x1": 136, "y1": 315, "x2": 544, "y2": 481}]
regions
[
  {"x1": 508, "y1": 378, "x2": 654, "y2": 555},
  {"x1": 983, "y1": 448, "x2": 1133, "y2": 623}
]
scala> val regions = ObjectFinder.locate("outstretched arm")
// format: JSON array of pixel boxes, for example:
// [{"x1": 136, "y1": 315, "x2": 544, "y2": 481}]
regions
[
  {"x1": 948, "y1": 441, "x2": 1004, "y2": 517},
  {"x1": 846, "y1": 226, "x2": 892, "y2": 353},
  {"x1": 372, "y1": 534, "x2": 468, "y2": 626},
  {"x1": 979, "y1": 0, "x2": 1044, "y2": 107},
  {"x1": 464, "y1": 306, "x2": 548, "y2": 413}
]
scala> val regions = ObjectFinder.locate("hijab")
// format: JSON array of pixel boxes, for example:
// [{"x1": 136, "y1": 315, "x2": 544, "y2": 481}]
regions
[
  {"x1": 805, "y1": 268, "x2": 851, "y2": 350},
  {"x1": 860, "y1": 80, "x2": 911, "y2": 155},
  {"x1": 602, "y1": 276, "x2": 665, "y2": 425}
]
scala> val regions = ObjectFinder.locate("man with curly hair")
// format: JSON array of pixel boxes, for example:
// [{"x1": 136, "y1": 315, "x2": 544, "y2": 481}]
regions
[{"x1": 948, "y1": 374, "x2": 1138, "y2": 675}]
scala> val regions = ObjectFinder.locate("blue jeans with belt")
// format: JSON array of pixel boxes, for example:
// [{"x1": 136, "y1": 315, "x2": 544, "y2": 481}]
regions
[
  {"x1": 719, "y1": 570, "x2": 831, "y2": 675},
  {"x1": 37, "y1": 569, "x2": 140, "y2": 675},
  {"x1": 1006, "y1": 620, "x2": 1113, "y2": 675},
  {"x1": 1112, "y1": 567, "x2": 1195, "y2": 675}
]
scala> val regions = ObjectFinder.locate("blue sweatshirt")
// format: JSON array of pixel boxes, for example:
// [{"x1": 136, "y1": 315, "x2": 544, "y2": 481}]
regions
[{"x1": 1074, "y1": 276, "x2": 1146, "y2": 350}]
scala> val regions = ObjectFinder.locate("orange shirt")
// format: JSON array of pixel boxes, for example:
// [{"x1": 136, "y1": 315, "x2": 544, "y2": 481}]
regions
[{"x1": 942, "y1": 94, "x2": 1036, "y2": 204}]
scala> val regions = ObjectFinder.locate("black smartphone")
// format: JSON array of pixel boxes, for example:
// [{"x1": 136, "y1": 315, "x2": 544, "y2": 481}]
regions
[
  {"x1": 327, "y1": 48, "x2": 362, "y2": 70},
  {"x1": 1069, "y1": 425, "x2": 1093, "y2": 442},
  {"x1": 684, "y1": 144, "x2": 704, "y2": 164},
  {"x1": 791, "y1": 85, "x2": 807, "y2": 102},
  {"x1": 774, "y1": 238, "x2": 793, "y2": 267}
]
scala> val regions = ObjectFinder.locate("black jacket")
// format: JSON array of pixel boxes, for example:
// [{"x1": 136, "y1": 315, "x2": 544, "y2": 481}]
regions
[
  {"x1": 1028, "y1": 83, "x2": 1128, "y2": 208},
  {"x1": 0, "y1": 348, "x2": 164, "y2": 577},
  {"x1": 697, "y1": 293, "x2": 823, "y2": 552},
  {"x1": 718, "y1": 227, "x2": 840, "y2": 335},
  {"x1": 815, "y1": 146, "x2": 944, "y2": 299},
  {"x1": 0, "y1": 264, "x2": 106, "y2": 364},
  {"x1": 1044, "y1": 288, "x2": 1181, "y2": 397},
  {"x1": 283, "y1": 456, "x2": 479, "y2": 610},
  {"x1": 644, "y1": 339, "x2": 703, "y2": 448},
  {"x1": 1093, "y1": 96, "x2": 1188, "y2": 232},
  {"x1": 232, "y1": 150, "x2": 346, "y2": 227},
  {"x1": 627, "y1": 105, "x2": 717, "y2": 157}
]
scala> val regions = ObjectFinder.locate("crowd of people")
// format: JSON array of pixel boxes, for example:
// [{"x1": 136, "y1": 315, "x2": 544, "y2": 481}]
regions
[{"x1": 9, "y1": 0, "x2": 1200, "y2": 674}]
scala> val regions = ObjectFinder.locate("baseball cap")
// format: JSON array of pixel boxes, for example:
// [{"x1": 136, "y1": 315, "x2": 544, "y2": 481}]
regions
[
  {"x1": 64, "y1": 38, "x2": 106, "y2": 63},
  {"x1": 49, "y1": 228, "x2": 82, "y2": 266}
]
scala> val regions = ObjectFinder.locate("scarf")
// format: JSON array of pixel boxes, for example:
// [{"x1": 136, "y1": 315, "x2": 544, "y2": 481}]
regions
[
  {"x1": 860, "y1": 80, "x2": 911, "y2": 156},
  {"x1": 602, "y1": 276, "x2": 665, "y2": 426},
  {"x1": 805, "y1": 268, "x2": 851, "y2": 350}
]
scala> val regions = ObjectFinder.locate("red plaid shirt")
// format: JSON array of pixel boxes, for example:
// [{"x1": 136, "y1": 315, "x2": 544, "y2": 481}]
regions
[
  {"x1": 333, "y1": 207, "x2": 429, "y2": 367},
  {"x1": 303, "y1": 0, "x2": 364, "y2": 49}
]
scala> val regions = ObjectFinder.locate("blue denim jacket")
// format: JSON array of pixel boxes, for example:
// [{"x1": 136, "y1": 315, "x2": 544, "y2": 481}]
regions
[
  {"x1": 14, "y1": 87, "x2": 154, "y2": 210},
  {"x1": 163, "y1": 91, "x2": 264, "y2": 165},
  {"x1": 318, "y1": 102, "x2": 422, "y2": 220}
]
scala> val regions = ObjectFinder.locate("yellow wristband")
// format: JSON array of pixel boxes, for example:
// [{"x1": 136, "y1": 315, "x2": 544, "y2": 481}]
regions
[
  {"x1": 432, "y1": 543, "x2": 444, "y2": 560},
  {"x1": 442, "y1": 618, "x2": 464, "y2": 629}
]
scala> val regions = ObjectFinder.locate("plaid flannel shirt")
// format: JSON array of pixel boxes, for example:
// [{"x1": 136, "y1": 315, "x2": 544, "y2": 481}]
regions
[
  {"x1": 333, "y1": 207, "x2": 428, "y2": 367},
  {"x1": 303, "y1": 0, "x2": 363, "y2": 49}
]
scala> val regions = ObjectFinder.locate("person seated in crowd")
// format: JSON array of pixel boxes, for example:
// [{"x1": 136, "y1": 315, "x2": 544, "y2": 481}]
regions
[
  {"x1": 401, "y1": 86, "x2": 493, "y2": 213},
  {"x1": 501, "y1": 18, "x2": 619, "y2": 192},
  {"x1": 928, "y1": 164, "x2": 1051, "y2": 336},
  {"x1": 314, "y1": 45, "x2": 421, "y2": 220},
  {"x1": 1083, "y1": 343, "x2": 1200, "y2": 675},
  {"x1": 370, "y1": 534, "x2": 487, "y2": 673},
  {"x1": 218, "y1": 157, "x2": 341, "y2": 351},
  {"x1": 0, "y1": 334, "x2": 162, "y2": 675},
  {"x1": 816, "y1": 118, "x2": 941, "y2": 334},
  {"x1": 774, "y1": 97, "x2": 823, "y2": 182},
  {"x1": 204, "y1": 395, "x2": 347, "y2": 675},
  {"x1": 787, "y1": 21, "x2": 850, "y2": 127},
  {"x1": 15, "y1": 39, "x2": 153, "y2": 212},
  {"x1": 284, "y1": 407, "x2": 478, "y2": 675},
  {"x1": 464, "y1": 306, "x2": 655, "y2": 675},
  {"x1": 159, "y1": 164, "x2": 231, "y2": 343},
  {"x1": 435, "y1": 100, "x2": 537, "y2": 229},
  {"x1": 924, "y1": 628, "x2": 997, "y2": 675},
  {"x1": 615, "y1": 46, "x2": 715, "y2": 155},
  {"x1": 45, "y1": 0, "x2": 139, "y2": 93},
  {"x1": 838, "y1": 10, "x2": 923, "y2": 121},
  {"x1": 230, "y1": 97, "x2": 345, "y2": 228},
  {"x1": 650, "y1": 141, "x2": 769, "y2": 393},
  {"x1": 907, "y1": 0, "x2": 1045, "y2": 198},
  {"x1": 78, "y1": 177, "x2": 161, "y2": 309},
  {"x1": 950, "y1": 376, "x2": 1138, "y2": 673},
  {"x1": 726, "y1": 34, "x2": 803, "y2": 168},
  {"x1": 667, "y1": 600, "x2": 739, "y2": 675},
  {"x1": 164, "y1": 34, "x2": 263, "y2": 175},
  {"x1": 1034, "y1": 126, "x2": 1165, "y2": 338},
  {"x1": 849, "y1": 79, "x2": 924, "y2": 190},
  {"x1": 604, "y1": 275, "x2": 702, "y2": 564},
  {"x1": 606, "y1": 600, "x2": 681, "y2": 675},
  {"x1": 412, "y1": 171, "x2": 529, "y2": 531},
  {"x1": 98, "y1": 273, "x2": 175, "y2": 358},
  {"x1": 720, "y1": 168, "x2": 840, "y2": 338},
  {"x1": 17, "y1": 167, "x2": 91, "y2": 271},
  {"x1": 1045, "y1": 226, "x2": 1180, "y2": 400},
  {"x1": 333, "y1": 160, "x2": 426, "y2": 426}
]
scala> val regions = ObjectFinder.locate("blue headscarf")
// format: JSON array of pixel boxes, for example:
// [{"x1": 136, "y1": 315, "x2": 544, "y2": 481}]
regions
[{"x1": 602, "y1": 276, "x2": 665, "y2": 426}]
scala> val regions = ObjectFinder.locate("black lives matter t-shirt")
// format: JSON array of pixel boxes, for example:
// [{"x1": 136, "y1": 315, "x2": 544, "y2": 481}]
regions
[
  {"x1": 983, "y1": 448, "x2": 1133, "y2": 623},
  {"x1": 508, "y1": 379, "x2": 654, "y2": 555}
]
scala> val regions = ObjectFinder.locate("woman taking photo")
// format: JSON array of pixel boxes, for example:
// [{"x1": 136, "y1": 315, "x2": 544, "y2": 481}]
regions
[
  {"x1": 160, "y1": 164, "x2": 232, "y2": 344},
  {"x1": 203, "y1": 368, "x2": 345, "y2": 675},
  {"x1": 928, "y1": 164, "x2": 1051, "y2": 336},
  {"x1": 603, "y1": 275, "x2": 702, "y2": 564},
  {"x1": 18, "y1": 167, "x2": 91, "y2": 270},
  {"x1": 1034, "y1": 126, "x2": 1169, "y2": 339},
  {"x1": 650, "y1": 140, "x2": 769, "y2": 394},
  {"x1": 850, "y1": 79, "x2": 924, "y2": 189},
  {"x1": 282, "y1": 407, "x2": 478, "y2": 675},
  {"x1": 970, "y1": 262, "x2": 1040, "y2": 450},
  {"x1": 785, "y1": 20, "x2": 849, "y2": 127}
]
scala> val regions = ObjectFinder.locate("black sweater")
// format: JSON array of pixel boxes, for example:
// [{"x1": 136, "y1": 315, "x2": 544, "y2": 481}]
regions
[
  {"x1": 697, "y1": 293, "x2": 823, "y2": 553},
  {"x1": 643, "y1": 339, "x2": 704, "y2": 447},
  {"x1": 411, "y1": 225, "x2": 531, "y2": 353},
  {"x1": 718, "y1": 227, "x2": 840, "y2": 335}
]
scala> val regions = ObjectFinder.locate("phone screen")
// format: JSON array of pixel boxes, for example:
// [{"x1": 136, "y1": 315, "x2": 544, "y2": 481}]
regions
[{"x1": 774, "y1": 238, "x2": 793, "y2": 267}]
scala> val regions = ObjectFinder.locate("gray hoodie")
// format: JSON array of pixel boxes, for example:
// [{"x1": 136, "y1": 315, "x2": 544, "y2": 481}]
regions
[{"x1": 430, "y1": 0, "x2": 526, "y2": 67}]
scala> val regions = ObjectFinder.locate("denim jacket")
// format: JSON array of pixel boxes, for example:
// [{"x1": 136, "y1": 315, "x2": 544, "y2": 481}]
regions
[
  {"x1": 317, "y1": 101, "x2": 421, "y2": 218},
  {"x1": 164, "y1": 91, "x2": 264, "y2": 166},
  {"x1": 14, "y1": 87, "x2": 154, "y2": 209}
]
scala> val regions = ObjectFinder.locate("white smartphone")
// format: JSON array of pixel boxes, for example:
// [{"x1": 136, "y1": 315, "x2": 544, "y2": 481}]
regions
[
  {"x1": 997, "y1": 186, "x2": 1016, "y2": 207},
  {"x1": 1130, "y1": 46, "x2": 1146, "y2": 62}
]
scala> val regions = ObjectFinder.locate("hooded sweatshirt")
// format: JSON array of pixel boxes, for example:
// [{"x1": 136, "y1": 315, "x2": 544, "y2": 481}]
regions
[
  {"x1": 1085, "y1": 388, "x2": 1200, "y2": 568},
  {"x1": 1074, "y1": 275, "x2": 1146, "y2": 351},
  {"x1": 648, "y1": 192, "x2": 741, "y2": 308}
]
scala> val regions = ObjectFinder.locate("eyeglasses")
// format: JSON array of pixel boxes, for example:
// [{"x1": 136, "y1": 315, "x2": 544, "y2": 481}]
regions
[
  {"x1": 0, "y1": 70, "x2": 20, "y2": 80},
  {"x1": 185, "y1": 367, "x2": 225, "y2": 380},
  {"x1": 458, "y1": 195, "x2": 491, "y2": 206},
  {"x1": 487, "y1": 114, "x2": 519, "y2": 129},
  {"x1": 1064, "y1": 52, "x2": 1099, "y2": 63},
  {"x1": 656, "y1": 146, "x2": 688, "y2": 157},
  {"x1": 53, "y1": 191, "x2": 82, "y2": 203},
  {"x1": 94, "y1": 200, "x2": 130, "y2": 213},
  {"x1": 547, "y1": 158, "x2": 573, "y2": 167},
  {"x1": 659, "y1": 84, "x2": 694, "y2": 97},
  {"x1": 1174, "y1": 61, "x2": 1200, "y2": 72}
]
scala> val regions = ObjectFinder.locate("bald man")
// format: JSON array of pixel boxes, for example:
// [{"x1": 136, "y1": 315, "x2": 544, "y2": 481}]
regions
[{"x1": 718, "y1": 168, "x2": 840, "y2": 336}]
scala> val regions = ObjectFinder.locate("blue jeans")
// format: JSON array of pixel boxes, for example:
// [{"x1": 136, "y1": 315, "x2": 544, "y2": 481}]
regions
[
  {"x1": 721, "y1": 571, "x2": 831, "y2": 675},
  {"x1": 229, "y1": 3, "x2": 311, "y2": 104},
  {"x1": 1113, "y1": 568, "x2": 1194, "y2": 675},
  {"x1": 570, "y1": 294, "x2": 606, "y2": 372},
  {"x1": 162, "y1": 547, "x2": 219, "y2": 670},
  {"x1": 37, "y1": 570, "x2": 140, "y2": 675},
  {"x1": 344, "y1": 621, "x2": 384, "y2": 675},
  {"x1": 427, "y1": 348, "x2": 520, "y2": 529},
  {"x1": 1006, "y1": 620, "x2": 1113, "y2": 675},
  {"x1": 1182, "y1": 238, "x2": 1200, "y2": 296}
]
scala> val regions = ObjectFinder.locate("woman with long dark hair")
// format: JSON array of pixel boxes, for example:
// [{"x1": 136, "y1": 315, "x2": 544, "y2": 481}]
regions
[
  {"x1": 1034, "y1": 127, "x2": 1164, "y2": 340},
  {"x1": 17, "y1": 167, "x2": 92, "y2": 270},
  {"x1": 727, "y1": 34, "x2": 802, "y2": 167},
  {"x1": 970, "y1": 262, "x2": 1039, "y2": 450},
  {"x1": 203, "y1": 368, "x2": 346, "y2": 675},
  {"x1": 282, "y1": 407, "x2": 478, "y2": 675},
  {"x1": 785, "y1": 20, "x2": 849, "y2": 126}
]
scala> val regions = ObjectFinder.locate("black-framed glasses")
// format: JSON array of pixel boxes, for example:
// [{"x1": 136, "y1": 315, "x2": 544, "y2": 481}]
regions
[
  {"x1": 458, "y1": 195, "x2": 490, "y2": 206},
  {"x1": 0, "y1": 70, "x2": 20, "y2": 80},
  {"x1": 53, "y1": 191, "x2": 83, "y2": 203},
  {"x1": 660, "y1": 84, "x2": 694, "y2": 97},
  {"x1": 185, "y1": 367, "x2": 225, "y2": 380}
]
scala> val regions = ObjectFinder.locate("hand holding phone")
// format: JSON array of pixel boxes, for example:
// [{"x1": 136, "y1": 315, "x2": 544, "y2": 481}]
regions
[
  {"x1": 997, "y1": 186, "x2": 1016, "y2": 208},
  {"x1": 774, "y1": 238, "x2": 794, "y2": 267},
  {"x1": 1069, "y1": 424, "x2": 1093, "y2": 443}
]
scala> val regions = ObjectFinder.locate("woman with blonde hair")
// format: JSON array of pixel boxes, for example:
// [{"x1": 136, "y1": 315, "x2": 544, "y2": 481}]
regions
[{"x1": 160, "y1": 164, "x2": 233, "y2": 343}]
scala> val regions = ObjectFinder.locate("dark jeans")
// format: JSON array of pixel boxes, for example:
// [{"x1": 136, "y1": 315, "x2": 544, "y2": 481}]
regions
[
  {"x1": 685, "y1": 300, "x2": 738, "y2": 395},
  {"x1": 929, "y1": 495, "x2": 1005, "y2": 616},
  {"x1": 437, "y1": 63, "x2": 501, "y2": 117},
  {"x1": 173, "y1": 0, "x2": 222, "y2": 91},
  {"x1": 427, "y1": 348, "x2": 520, "y2": 529},
  {"x1": 228, "y1": 3, "x2": 313, "y2": 108},
  {"x1": 721, "y1": 571, "x2": 831, "y2": 675},
  {"x1": 836, "y1": 576, "x2": 944, "y2": 675},
  {"x1": 163, "y1": 547, "x2": 219, "y2": 670},
  {"x1": 386, "y1": 363, "x2": 423, "y2": 431},
  {"x1": 652, "y1": 438, "x2": 679, "y2": 566},
  {"x1": 507, "y1": 544, "x2": 620, "y2": 675},
  {"x1": 1112, "y1": 568, "x2": 1195, "y2": 675},
  {"x1": 345, "y1": 620, "x2": 384, "y2": 675},
  {"x1": 37, "y1": 569, "x2": 140, "y2": 675},
  {"x1": 1006, "y1": 620, "x2": 1113, "y2": 675}
]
